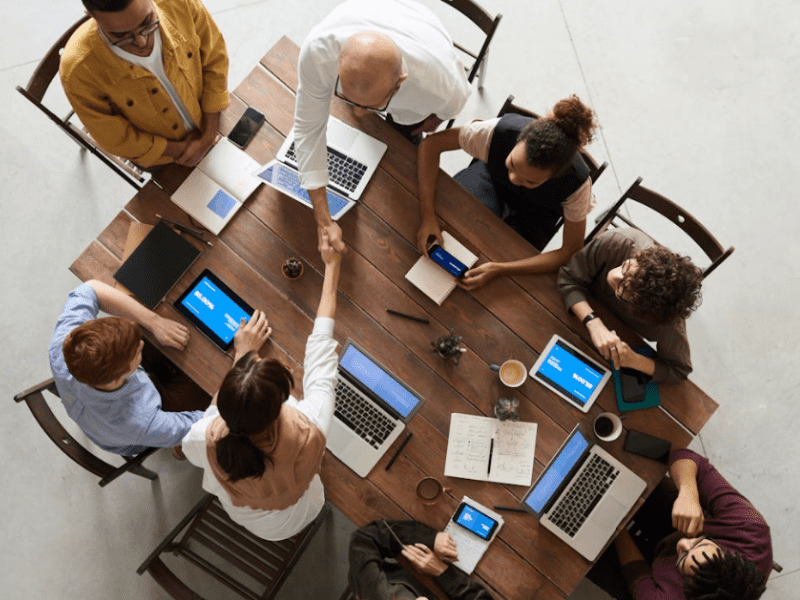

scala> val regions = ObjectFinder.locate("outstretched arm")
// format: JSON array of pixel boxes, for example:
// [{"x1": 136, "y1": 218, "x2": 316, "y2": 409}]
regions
[
  {"x1": 317, "y1": 232, "x2": 343, "y2": 318},
  {"x1": 416, "y1": 128, "x2": 462, "y2": 254}
]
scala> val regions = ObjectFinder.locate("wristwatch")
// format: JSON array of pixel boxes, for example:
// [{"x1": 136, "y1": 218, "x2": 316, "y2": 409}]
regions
[{"x1": 582, "y1": 312, "x2": 598, "y2": 326}]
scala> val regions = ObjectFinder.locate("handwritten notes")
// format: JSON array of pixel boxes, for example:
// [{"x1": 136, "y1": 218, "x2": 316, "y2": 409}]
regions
[{"x1": 444, "y1": 414, "x2": 537, "y2": 486}]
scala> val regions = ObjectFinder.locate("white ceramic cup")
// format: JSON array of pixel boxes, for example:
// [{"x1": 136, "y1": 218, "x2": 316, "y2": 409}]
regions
[
  {"x1": 490, "y1": 359, "x2": 528, "y2": 388},
  {"x1": 593, "y1": 412, "x2": 623, "y2": 442}
]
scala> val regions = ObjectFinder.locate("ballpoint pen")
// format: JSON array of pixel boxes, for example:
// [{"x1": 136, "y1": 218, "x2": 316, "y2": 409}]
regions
[{"x1": 156, "y1": 214, "x2": 212, "y2": 246}]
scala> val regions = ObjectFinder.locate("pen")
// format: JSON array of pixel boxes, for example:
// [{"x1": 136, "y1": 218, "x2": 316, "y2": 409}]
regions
[
  {"x1": 385, "y1": 432, "x2": 413, "y2": 471},
  {"x1": 386, "y1": 309, "x2": 430, "y2": 324},
  {"x1": 494, "y1": 505, "x2": 529, "y2": 513},
  {"x1": 156, "y1": 214, "x2": 213, "y2": 246},
  {"x1": 487, "y1": 437, "x2": 494, "y2": 475}
]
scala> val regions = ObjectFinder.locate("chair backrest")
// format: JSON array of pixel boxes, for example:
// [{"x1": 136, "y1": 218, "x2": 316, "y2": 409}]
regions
[
  {"x1": 497, "y1": 94, "x2": 608, "y2": 184},
  {"x1": 137, "y1": 495, "x2": 329, "y2": 600},
  {"x1": 439, "y1": 0, "x2": 502, "y2": 83},
  {"x1": 13, "y1": 378, "x2": 158, "y2": 486},
  {"x1": 586, "y1": 177, "x2": 735, "y2": 279}
]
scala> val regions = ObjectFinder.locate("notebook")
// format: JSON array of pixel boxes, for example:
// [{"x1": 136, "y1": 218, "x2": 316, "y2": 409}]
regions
[
  {"x1": 326, "y1": 340, "x2": 424, "y2": 477},
  {"x1": 405, "y1": 232, "x2": 478, "y2": 305},
  {"x1": 444, "y1": 497, "x2": 504, "y2": 574},
  {"x1": 521, "y1": 424, "x2": 646, "y2": 561},
  {"x1": 112, "y1": 221, "x2": 200, "y2": 309},
  {"x1": 171, "y1": 138, "x2": 262, "y2": 235}
]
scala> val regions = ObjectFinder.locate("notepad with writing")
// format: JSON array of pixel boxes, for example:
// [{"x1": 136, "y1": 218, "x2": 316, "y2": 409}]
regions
[
  {"x1": 405, "y1": 231, "x2": 478, "y2": 305},
  {"x1": 445, "y1": 413, "x2": 537, "y2": 486},
  {"x1": 171, "y1": 138, "x2": 261, "y2": 235}
]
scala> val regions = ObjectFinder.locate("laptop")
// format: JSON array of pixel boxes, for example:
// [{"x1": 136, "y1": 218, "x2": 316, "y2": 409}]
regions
[
  {"x1": 521, "y1": 424, "x2": 646, "y2": 561},
  {"x1": 326, "y1": 340, "x2": 424, "y2": 477},
  {"x1": 256, "y1": 116, "x2": 387, "y2": 220}
]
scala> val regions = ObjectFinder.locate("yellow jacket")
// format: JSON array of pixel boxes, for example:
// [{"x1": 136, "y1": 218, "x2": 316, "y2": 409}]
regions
[{"x1": 60, "y1": 0, "x2": 229, "y2": 167}]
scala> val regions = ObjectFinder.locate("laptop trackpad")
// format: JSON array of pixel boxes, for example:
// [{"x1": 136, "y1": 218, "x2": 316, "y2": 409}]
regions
[{"x1": 593, "y1": 495, "x2": 627, "y2": 526}]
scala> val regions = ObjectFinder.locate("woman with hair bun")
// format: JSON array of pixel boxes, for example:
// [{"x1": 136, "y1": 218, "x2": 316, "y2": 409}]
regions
[
  {"x1": 182, "y1": 235, "x2": 342, "y2": 540},
  {"x1": 417, "y1": 95, "x2": 598, "y2": 290}
]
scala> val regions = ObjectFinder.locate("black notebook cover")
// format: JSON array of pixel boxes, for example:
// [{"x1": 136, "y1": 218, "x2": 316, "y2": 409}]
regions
[{"x1": 113, "y1": 220, "x2": 201, "y2": 309}]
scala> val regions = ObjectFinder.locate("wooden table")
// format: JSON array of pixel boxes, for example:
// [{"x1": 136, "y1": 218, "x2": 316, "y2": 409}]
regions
[{"x1": 71, "y1": 36, "x2": 718, "y2": 600}]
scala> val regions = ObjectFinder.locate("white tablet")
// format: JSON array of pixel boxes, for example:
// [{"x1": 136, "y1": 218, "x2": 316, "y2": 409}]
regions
[{"x1": 529, "y1": 335, "x2": 611, "y2": 413}]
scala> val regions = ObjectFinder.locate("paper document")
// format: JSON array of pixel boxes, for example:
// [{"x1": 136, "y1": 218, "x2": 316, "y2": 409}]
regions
[
  {"x1": 444, "y1": 413, "x2": 537, "y2": 486},
  {"x1": 405, "y1": 231, "x2": 478, "y2": 305},
  {"x1": 171, "y1": 138, "x2": 261, "y2": 235}
]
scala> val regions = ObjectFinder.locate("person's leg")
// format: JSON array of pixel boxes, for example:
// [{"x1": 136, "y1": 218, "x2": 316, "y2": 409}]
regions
[{"x1": 141, "y1": 340, "x2": 211, "y2": 412}]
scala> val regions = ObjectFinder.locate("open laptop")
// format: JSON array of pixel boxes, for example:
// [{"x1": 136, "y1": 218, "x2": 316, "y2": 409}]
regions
[
  {"x1": 522, "y1": 424, "x2": 646, "y2": 561},
  {"x1": 256, "y1": 116, "x2": 387, "y2": 220},
  {"x1": 326, "y1": 340, "x2": 424, "y2": 477}
]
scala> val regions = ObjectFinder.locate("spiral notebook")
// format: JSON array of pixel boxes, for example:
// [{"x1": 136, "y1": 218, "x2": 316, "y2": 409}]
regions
[{"x1": 405, "y1": 232, "x2": 478, "y2": 305}]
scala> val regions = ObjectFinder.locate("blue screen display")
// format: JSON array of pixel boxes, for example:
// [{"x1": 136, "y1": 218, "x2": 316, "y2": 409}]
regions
[
  {"x1": 429, "y1": 245, "x2": 467, "y2": 277},
  {"x1": 207, "y1": 189, "x2": 237, "y2": 218},
  {"x1": 339, "y1": 345, "x2": 421, "y2": 419},
  {"x1": 455, "y1": 504, "x2": 497, "y2": 540},
  {"x1": 535, "y1": 341, "x2": 604, "y2": 405},
  {"x1": 524, "y1": 430, "x2": 590, "y2": 514},
  {"x1": 180, "y1": 276, "x2": 251, "y2": 344}
]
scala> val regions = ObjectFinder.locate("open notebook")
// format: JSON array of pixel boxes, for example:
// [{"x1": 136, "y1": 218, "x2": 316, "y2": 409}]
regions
[
  {"x1": 171, "y1": 139, "x2": 261, "y2": 235},
  {"x1": 405, "y1": 231, "x2": 478, "y2": 305}
]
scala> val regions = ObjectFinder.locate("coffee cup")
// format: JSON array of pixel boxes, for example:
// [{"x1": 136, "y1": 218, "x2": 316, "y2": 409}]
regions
[
  {"x1": 416, "y1": 476, "x2": 446, "y2": 504},
  {"x1": 490, "y1": 359, "x2": 527, "y2": 388},
  {"x1": 593, "y1": 412, "x2": 623, "y2": 442}
]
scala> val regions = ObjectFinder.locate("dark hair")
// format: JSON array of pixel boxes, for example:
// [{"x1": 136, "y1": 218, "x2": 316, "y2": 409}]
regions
[
  {"x1": 518, "y1": 95, "x2": 597, "y2": 175},
  {"x1": 215, "y1": 353, "x2": 294, "y2": 482},
  {"x1": 82, "y1": 0, "x2": 134, "y2": 12},
  {"x1": 63, "y1": 317, "x2": 141, "y2": 386},
  {"x1": 622, "y1": 245, "x2": 703, "y2": 325},
  {"x1": 683, "y1": 548, "x2": 767, "y2": 600}
]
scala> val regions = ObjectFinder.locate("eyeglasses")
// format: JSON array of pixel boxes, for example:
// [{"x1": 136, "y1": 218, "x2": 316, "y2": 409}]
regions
[
  {"x1": 334, "y1": 75, "x2": 399, "y2": 113},
  {"x1": 109, "y1": 18, "x2": 160, "y2": 47},
  {"x1": 676, "y1": 536, "x2": 714, "y2": 571}
]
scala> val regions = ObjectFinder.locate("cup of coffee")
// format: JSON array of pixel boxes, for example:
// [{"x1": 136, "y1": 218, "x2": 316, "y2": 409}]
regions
[
  {"x1": 416, "y1": 476, "x2": 446, "y2": 504},
  {"x1": 593, "y1": 412, "x2": 623, "y2": 442},
  {"x1": 490, "y1": 359, "x2": 527, "y2": 388}
]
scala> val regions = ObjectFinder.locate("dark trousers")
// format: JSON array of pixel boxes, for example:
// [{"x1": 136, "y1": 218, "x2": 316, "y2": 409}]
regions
[{"x1": 141, "y1": 340, "x2": 211, "y2": 413}]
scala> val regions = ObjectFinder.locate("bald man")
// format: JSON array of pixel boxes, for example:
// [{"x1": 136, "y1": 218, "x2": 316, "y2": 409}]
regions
[{"x1": 294, "y1": 0, "x2": 471, "y2": 253}]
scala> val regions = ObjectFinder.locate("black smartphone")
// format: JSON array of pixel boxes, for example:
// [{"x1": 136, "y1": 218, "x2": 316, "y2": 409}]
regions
[
  {"x1": 228, "y1": 107, "x2": 265, "y2": 149},
  {"x1": 623, "y1": 429, "x2": 671, "y2": 463},
  {"x1": 620, "y1": 367, "x2": 647, "y2": 403},
  {"x1": 428, "y1": 243, "x2": 468, "y2": 278},
  {"x1": 453, "y1": 502, "x2": 500, "y2": 540}
]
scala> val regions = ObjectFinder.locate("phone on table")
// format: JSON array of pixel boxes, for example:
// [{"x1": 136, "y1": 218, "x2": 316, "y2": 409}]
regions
[
  {"x1": 428, "y1": 243, "x2": 468, "y2": 278},
  {"x1": 619, "y1": 367, "x2": 647, "y2": 403},
  {"x1": 623, "y1": 429, "x2": 671, "y2": 463},
  {"x1": 453, "y1": 502, "x2": 500, "y2": 540},
  {"x1": 228, "y1": 107, "x2": 265, "y2": 149}
]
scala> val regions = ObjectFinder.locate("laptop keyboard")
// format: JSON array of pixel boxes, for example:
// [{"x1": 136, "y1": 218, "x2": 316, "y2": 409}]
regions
[
  {"x1": 266, "y1": 163, "x2": 351, "y2": 216},
  {"x1": 549, "y1": 453, "x2": 619, "y2": 538},
  {"x1": 285, "y1": 143, "x2": 367, "y2": 193},
  {"x1": 334, "y1": 379, "x2": 396, "y2": 449}
]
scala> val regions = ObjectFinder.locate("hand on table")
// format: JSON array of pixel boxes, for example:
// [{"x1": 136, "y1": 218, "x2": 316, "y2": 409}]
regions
[
  {"x1": 401, "y1": 543, "x2": 448, "y2": 577},
  {"x1": 151, "y1": 316, "x2": 190, "y2": 350},
  {"x1": 233, "y1": 310, "x2": 272, "y2": 360},
  {"x1": 672, "y1": 488, "x2": 704, "y2": 537},
  {"x1": 458, "y1": 262, "x2": 501, "y2": 291},
  {"x1": 586, "y1": 319, "x2": 622, "y2": 367},
  {"x1": 416, "y1": 215, "x2": 443, "y2": 255},
  {"x1": 433, "y1": 532, "x2": 459, "y2": 563},
  {"x1": 176, "y1": 132, "x2": 216, "y2": 167}
]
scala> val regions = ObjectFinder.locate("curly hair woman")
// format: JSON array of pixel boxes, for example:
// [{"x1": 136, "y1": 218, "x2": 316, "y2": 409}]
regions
[
  {"x1": 417, "y1": 95, "x2": 598, "y2": 290},
  {"x1": 557, "y1": 228, "x2": 703, "y2": 383}
]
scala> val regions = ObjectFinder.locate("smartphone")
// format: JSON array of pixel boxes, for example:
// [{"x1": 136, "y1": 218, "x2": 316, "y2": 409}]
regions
[
  {"x1": 620, "y1": 367, "x2": 647, "y2": 403},
  {"x1": 453, "y1": 502, "x2": 499, "y2": 540},
  {"x1": 623, "y1": 429, "x2": 671, "y2": 463},
  {"x1": 428, "y1": 244, "x2": 468, "y2": 278},
  {"x1": 228, "y1": 107, "x2": 265, "y2": 149}
]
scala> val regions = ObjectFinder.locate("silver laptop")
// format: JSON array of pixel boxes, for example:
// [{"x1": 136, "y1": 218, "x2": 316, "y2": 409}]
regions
[
  {"x1": 522, "y1": 424, "x2": 646, "y2": 561},
  {"x1": 256, "y1": 116, "x2": 387, "y2": 220},
  {"x1": 326, "y1": 340, "x2": 424, "y2": 477}
]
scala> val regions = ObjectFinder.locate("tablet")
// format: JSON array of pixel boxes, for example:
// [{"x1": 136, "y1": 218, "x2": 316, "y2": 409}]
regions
[
  {"x1": 529, "y1": 335, "x2": 610, "y2": 413},
  {"x1": 174, "y1": 270, "x2": 254, "y2": 351}
]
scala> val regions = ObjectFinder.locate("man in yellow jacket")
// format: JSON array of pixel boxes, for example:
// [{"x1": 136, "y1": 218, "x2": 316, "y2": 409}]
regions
[{"x1": 61, "y1": 0, "x2": 229, "y2": 168}]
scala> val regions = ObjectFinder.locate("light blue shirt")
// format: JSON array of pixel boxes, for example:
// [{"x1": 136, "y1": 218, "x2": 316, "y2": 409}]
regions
[{"x1": 49, "y1": 284, "x2": 203, "y2": 455}]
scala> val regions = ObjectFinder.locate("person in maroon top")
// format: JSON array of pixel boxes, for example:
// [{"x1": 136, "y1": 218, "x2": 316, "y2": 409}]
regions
[{"x1": 610, "y1": 449, "x2": 771, "y2": 600}]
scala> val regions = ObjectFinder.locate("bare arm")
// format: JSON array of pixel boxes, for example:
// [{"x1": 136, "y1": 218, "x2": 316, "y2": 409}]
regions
[
  {"x1": 85, "y1": 279, "x2": 188, "y2": 350},
  {"x1": 309, "y1": 187, "x2": 346, "y2": 254},
  {"x1": 317, "y1": 232, "x2": 343, "y2": 318},
  {"x1": 416, "y1": 128, "x2": 462, "y2": 254}
]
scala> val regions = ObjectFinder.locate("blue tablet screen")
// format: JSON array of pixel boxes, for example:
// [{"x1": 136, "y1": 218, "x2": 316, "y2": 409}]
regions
[
  {"x1": 535, "y1": 340, "x2": 605, "y2": 406},
  {"x1": 180, "y1": 275, "x2": 250, "y2": 345}
]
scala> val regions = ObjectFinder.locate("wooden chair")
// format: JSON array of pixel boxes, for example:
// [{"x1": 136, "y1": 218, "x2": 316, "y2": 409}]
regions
[
  {"x1": 441, "y1": 0, "x2": 502, "y2": 128},
  {"x1": 586, "y1": 177, "x2": 735, "y2": 279},
  {"x1": 13, "y1": 378, "x2": 159, "y2": 486},
  {"x1": 15, "y1": 15, "x2": 146, "y2": 190},
  {"x1": 497, "y1": 94, "x2": 608, "y2": 184},
  {"x1": 137, "y1": 494, "x2": 330, "y2": 600}
]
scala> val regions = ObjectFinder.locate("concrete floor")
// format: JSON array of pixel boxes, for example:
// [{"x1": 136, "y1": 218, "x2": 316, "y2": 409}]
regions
[{"x1": 2, "y1": 0, "x2": 798, "y2": 598}]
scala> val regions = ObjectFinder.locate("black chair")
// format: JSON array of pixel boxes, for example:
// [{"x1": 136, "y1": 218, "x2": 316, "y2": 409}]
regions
[
  {"x1": 137, "y1": 494, "x2": 330, "y2": 600},
  {"x1": 13, "y1": 378, "x2": 158, "y2": 487},
  {"x1": 440, "y1": 0, "x2": 502, "y2": 128},
  {"x1": 497, "y1": 94, "x2": 608, "y2": 184},
  {"x1": 586, "y1": 177, "x2": 735, "y2": 279},
  {"x1": 15, "y1": 15, "x2": 146, "y2": 190}
]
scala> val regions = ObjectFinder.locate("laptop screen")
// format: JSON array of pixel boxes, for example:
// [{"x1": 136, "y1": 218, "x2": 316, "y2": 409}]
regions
[
  {"x1": 523, "y1": 427, "x2": 591, "y2": 517},
  {"x1": 533, "y1": 338, "x2": 606, "y2": 407},
  {"x1": 339, "y1": 343, "x2": 421, "y2": 419}
]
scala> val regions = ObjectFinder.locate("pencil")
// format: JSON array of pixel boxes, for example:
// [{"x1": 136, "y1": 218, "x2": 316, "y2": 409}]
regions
[
  {"x1": 385, "y1": 432, "x2": 413, "y2": 471},
  {"x1": 156, "y1": 214, "x2": 212, "y2": 246},
  {"x1": 494, "y1": 505, "x2": 529, "y2": 513},
  {"x1": 386, "y1": 309, "x2": 430, "y2": 324}
]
